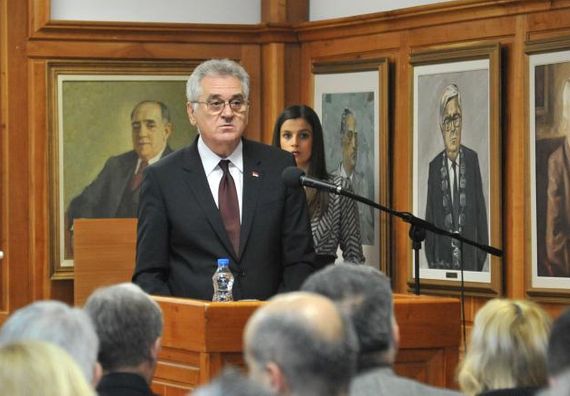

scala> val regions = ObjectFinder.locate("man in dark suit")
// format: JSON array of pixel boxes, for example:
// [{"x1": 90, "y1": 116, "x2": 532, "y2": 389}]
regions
[
  {"x1": 132, "y1": 58, "x2": 316, "y2": 300},
  {"x1": 67, "y1": 100, "x2": 173, "y2": 222},
  {"x1": 425, "y1": 83, "x2": 489, "y2": 271},
  {"x1": 301, "y1": 263, "x2": 461, "y2": 396}
]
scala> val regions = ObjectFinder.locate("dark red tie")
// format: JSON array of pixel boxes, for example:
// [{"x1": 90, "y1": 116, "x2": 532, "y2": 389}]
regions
[
  {"x1": 218, "y1": 160, "x2": 240, "y2": 255},
  {"x1": 131, "y1": 160, "x2": 148, "y2": 191}
]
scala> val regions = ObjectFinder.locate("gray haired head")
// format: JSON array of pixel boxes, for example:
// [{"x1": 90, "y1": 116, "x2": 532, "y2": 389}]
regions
[
  {"x1": 186, "y1": 58, "x2": 250, "y2": 107},
  {"x1": 0, "y1": 300, "x2": 99, "y2": 383},
  {"x1": 84, "y1": 282, "x2": 163, "y2": 372},
  {"x1": 439, "y1": 83, "x2": 462, "y2": 131},
  {"x1": 245, "y1": 292, "x2": 358, "y2": 396},
  {"x1": 301, "y1": 262, "x2": 394, "y2": 366}
]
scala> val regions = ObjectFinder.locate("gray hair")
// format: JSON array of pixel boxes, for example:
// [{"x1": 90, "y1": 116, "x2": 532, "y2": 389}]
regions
[
  {"x1": 247, "y1": 305, "x2": 358, "y2": 396},
  {"x1": 301, "y1": 262, "x2": 394, "y2": 369},
  {"x1": 186, "y1": 58, "x2": 250, "y2": 108},
  {"x1": 192, "y1": 367, "x2": 272, "y2": 396},
  {"x1": 439, "y1": 83, "x2": 462, "y2": 131},
  {"x1": 0, "y1": 300, "x2": 99, "y2": 384},
  {"x1": 83, "y1": 282, "x2": 163, "y2": 372}
]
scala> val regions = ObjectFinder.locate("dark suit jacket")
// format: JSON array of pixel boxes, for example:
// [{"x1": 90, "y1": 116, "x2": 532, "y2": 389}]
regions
[
  {"x1": 425, "y1": 145, "x2": 489, "y2": 271},
  {"x1": 546, "y1": 141, "x2": 570, "y2": 276},
  {"x1": 132, "y1": 137, "x2": 316, "y2": 300},
  {"x1": 97, "y1": 372, "x2": 156, "y2": 396},
  {"x1": 67, "y1": 147, "x2": 173, "y2": 221}
]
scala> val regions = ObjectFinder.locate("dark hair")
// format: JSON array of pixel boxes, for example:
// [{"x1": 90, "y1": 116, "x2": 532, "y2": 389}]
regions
[
  {"x1": 272, "y1": 104, "x2": 329, "y2": 218},
  {"x1": 339, "y1": 108, "x2": 355, "y2": 136},
  {"x1": 548, "y1": 308, "x2": 570, "y2": 377},
  {"x1": 131, "y1": 100, "x2": 171, "y2": 123}
]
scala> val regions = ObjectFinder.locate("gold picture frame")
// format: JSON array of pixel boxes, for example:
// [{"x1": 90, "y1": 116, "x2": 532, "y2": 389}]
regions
[
  {"x1": 410, "y1": 42, "x2": 502, "y2": 296},
  {"x1": 526, "y1": 36, "x2": 570, "y2": 300},
  {"x1": 47, "y1": 60, "x2": 198, "y2": 278},
  {"x1": 312, "y1": 58, "x2": 390, "y2": 275}
]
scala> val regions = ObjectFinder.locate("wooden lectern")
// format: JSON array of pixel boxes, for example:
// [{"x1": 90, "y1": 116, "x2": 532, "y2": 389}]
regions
[{"x1": 74, "y1": 219, "x2": 461, "y2": 395}]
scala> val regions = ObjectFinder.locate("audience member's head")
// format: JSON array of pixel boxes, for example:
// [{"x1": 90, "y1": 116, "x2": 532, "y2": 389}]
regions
[
  {"x1": 0, "y1": 340, "x2": 96, "y2": 396},
  {"x1": 192, "y1": 367, "x2": 272, "y2": 396},
  {"x1": 84, "y1": 282, "x2": 163, "y2": 383},
  {"x1": 244, "y1": 291, "x2": 358, "y2": 396},
  {"x1": 547, "y1": 308, "x2": 570, "y2": 385},
  {"x1": 458, "y1": 298, "x2": 552, "y2": 396},
  {"x1": 301, "y1": 262, "x2": 396, "y2": 371},
  {"x1": 0, "y1": 300, "x2": 100, "y2": 385}
]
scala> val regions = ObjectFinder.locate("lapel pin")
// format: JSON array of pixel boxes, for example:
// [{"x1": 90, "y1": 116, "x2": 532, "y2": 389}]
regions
[{"x1": 251, "y1": 171, "x2": 260, "y2": 178}]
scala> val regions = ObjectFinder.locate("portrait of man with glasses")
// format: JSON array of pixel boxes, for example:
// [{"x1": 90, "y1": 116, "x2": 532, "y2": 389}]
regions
[
  {"x1": 133, "y1": 58, "x2": 316, "y2": 300},
  {"x1": 424, "y1": 83, "x2": 489, "y2": 271}
]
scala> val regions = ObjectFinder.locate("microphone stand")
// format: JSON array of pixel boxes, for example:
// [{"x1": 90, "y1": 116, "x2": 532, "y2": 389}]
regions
[{"x1": 312, "y1": 182, "x2": 502, "y2": 295}]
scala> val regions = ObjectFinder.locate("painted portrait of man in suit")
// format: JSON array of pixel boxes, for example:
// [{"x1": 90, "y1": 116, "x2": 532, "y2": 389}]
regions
[
  {"x1": 322, "y1": 94, "x2": 375, "y2": 246},
  {"x1": 533, "y1": 60, "x2": 570, "y2": 280},
  {"x1": 58, "y1": 76, "x2": 194, "y2": 264},
  {"x1": 424, "y1": 83, "x2": 489, "y2": 272}
]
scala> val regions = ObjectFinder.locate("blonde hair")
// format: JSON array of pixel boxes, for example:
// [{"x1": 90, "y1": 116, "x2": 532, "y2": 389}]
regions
[
  {"x1": 458, "y1": 299, "x2": 551, "y2": 396},
  {"x1": 0, "y1": 340, "x2": 95, "y2": 396}
]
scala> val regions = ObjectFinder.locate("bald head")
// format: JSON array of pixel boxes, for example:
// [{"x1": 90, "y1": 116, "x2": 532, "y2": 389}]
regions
[
  {"x1": 246, "y1": 292, "x2": 343, "y2": 344},
  {"x1": 244, "y1": 292, "x2": 357, "y2": 396}
]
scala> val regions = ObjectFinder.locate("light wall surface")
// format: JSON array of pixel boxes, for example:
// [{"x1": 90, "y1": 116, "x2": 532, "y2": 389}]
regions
[
  {"x1": 50, "y1": 0, "x2": 450, "y2": 23},
  {"x1": 310, "y1": 0, "x2": 454, "y2": 21},
  {"x1": 50, "y1": 0, "x2": 262, "y2": 23}
]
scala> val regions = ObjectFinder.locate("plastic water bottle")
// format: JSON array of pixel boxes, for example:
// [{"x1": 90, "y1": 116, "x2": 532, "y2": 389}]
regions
[{"x1": 212, "y1": 258, "x2": 234, "y2": 302}]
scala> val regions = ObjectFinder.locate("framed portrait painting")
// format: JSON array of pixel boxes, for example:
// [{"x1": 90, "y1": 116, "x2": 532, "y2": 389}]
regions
[
  {"x1": 48, "y1": 60, "x2": 198, "y2": 278},
  {"x1": 411, "y1": 42, "x2": 502, "y2": 296},
  {"x1": 312, "y1": 58, "x2": 390, "y2": 274},
  {"x1": 527, "y1": 38, "x2": 570, "y2": 299}
]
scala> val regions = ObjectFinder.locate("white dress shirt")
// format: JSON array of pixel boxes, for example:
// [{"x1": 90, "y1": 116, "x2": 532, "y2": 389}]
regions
[{"x1": 197, "y1": 136, "x2": 244, "y2": 222}]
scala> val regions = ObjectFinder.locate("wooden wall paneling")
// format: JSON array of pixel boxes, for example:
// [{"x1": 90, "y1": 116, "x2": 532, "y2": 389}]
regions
[
  {"x1": 405, "y1": 15, "x2": 516, "y2": 48},
  {"x1": 394, "y1": 31, "x2": 412, "y2": 294},
  {"x1": 0, "y1": 0, "x2": 33, "y2": 323},
  {"x1": 261, "y1": 43, "x2": 286, "y2": 143},
  {"x1": 29, "y1": 60, "x2": 49, "y2": 302},
  {"x1": 284, "y1": 43, "x2": 303, "y2": 108},
  {"x1": 240, "y1": 45, "x2": 263, "y2": 143},
  {"x1": 526, "y1": 6, "x2": 570, "y2": 41},
  {"x1": 261, "y1": 0, "x2": 308, "y2": 24},
  {"x1": 0, "y1": 0, "x2": 7, "y2": 315},
  {"x1": 0, "y1": 0, "x2": 7, "y2": 314},
  {"x1": 26, "y1": 41, "x2": 245, "y2": 61},
  {"x1": 506, "y1": 16, "x2": 528, "y2": 298}
]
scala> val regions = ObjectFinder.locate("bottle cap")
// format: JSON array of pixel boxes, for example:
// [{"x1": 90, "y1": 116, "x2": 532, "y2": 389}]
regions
[{"x1": 217, "y1": 258, "x2": 230, "y2": 266}]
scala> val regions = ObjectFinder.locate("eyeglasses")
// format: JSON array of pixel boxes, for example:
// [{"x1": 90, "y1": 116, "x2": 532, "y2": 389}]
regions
[
  {"x1": 442, "y1": 114, "x2": 462, "y2": 131},
  {"x1": 192, "y1": 98, "x2": 249, "y2": 114}
]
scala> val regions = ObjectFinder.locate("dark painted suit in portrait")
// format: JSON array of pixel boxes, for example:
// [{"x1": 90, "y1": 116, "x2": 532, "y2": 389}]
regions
[
  {"x1": 546, "y1": 140, "x2": 570, "y2": 277},
  {"x1": 425, "y1": 145, "x2": 489, "y2": 271},
  {"x1": 132, "y1": 137, "x2": 316, "y2": 300},
  {"x1": 67, "y1": 147, "x2": 173, "y2": 222}
]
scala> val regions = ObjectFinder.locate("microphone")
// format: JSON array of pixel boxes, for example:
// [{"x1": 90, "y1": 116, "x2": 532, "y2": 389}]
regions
[{"x1": 281, "y1": 166, "x2": 342, "y2": 194}]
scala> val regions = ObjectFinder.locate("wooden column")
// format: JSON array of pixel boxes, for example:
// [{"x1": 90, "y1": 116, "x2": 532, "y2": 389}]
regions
[{"x1": 259, "y1": 0, "x2": 308, "y2": 143}]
